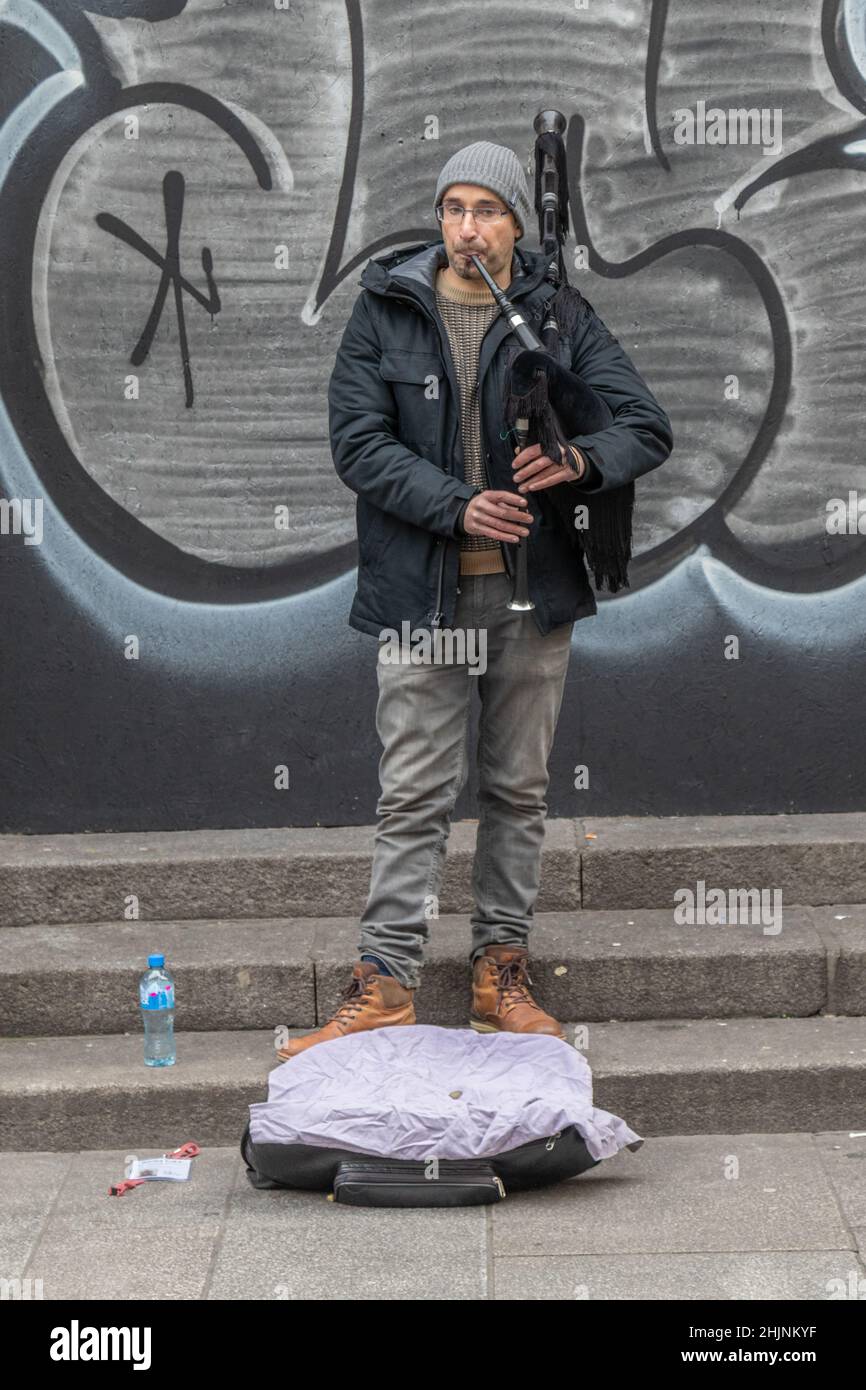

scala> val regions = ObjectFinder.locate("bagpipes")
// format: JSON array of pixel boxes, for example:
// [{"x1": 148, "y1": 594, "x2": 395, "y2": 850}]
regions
[{"x1": 471, "y1": 110, "x2": 634, "y2": 598}]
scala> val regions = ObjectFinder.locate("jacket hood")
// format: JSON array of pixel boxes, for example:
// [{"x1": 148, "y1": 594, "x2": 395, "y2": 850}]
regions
[{"x1": 359, "y1": 237, "x2": 553, "y2": 308}]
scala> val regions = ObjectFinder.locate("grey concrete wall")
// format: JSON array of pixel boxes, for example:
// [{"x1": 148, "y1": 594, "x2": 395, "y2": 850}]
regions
[{"x1": 1, "y1": 0, "x2": 864, "y2": 831}]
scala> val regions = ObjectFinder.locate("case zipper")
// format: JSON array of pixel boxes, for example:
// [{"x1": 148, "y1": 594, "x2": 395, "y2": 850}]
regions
[{"x1": 333, "y1": 1163, "x2": 506, "y2": 1199}]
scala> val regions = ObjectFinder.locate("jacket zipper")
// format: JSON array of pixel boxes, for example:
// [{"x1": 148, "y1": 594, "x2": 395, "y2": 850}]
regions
[
  {"x1": 380, "y1": 283, "x2": 538, "y2": 630},
  {"x1": 432, "y1": 541, "x2": 446, "y2": 629},
  {"x1": 433, "y1": 481, "x2": 485, "y2": 628},
  {"x1": 386, "y1": 291, "x2": 455, "y2": 631}
]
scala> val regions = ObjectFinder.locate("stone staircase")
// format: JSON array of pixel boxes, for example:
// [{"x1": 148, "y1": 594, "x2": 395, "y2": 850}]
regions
[{"x1": 1, "y1": 813, "x2": 865, "y2": 1150}]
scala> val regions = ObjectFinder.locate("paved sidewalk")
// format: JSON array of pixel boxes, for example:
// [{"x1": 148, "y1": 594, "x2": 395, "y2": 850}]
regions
[{"x1": 3, "y1": 1131, "x2": 865, "y2": 1300}]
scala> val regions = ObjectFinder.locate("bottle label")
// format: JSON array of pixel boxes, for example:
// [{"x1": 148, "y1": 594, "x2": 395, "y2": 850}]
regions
[{"x1": 140, "y1": 987, "x2": 175, "y2": 1010}]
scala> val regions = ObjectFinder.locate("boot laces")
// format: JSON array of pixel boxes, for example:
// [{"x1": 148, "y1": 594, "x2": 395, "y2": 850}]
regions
[
  {"x1": 492, "y1": 957, "x2": 541, "y2": 1015},
  {"x1": 329, "y1": 973, "x2": 375, "y2": 1028}
]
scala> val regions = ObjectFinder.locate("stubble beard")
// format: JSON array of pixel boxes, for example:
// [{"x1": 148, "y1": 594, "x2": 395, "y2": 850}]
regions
[{"x1": 450, "y1": 244, "x2": 492, "y2": 280}]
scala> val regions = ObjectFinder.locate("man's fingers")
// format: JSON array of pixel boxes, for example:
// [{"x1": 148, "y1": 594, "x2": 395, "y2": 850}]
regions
[
  {"x1": 484, "y1": 491, "x2": 529, "y2": 517},
  {"x1": 479, "y1": 496, "x2": 532, "y2": 526},
  {"x1": 466, "y1": 491, "x2": 535, "y2": 541},
  {"x1": 486, "y1": 490, "x2": 530, "y2": 514},
  {"x1": 466, "y1": 493, "x2": 528, "y2": 518},
  {"x1": 512, "y1": 443, "x2": 543, "y2": 467},
  {"x1": 475, "y1": 519, "x2": 531, "y2": 539},
  {"x1": 475, "y1": 520, "x2": 531, "y2": 542},
  {"x1": 512, "y1": 453, "x2": 562, "y2": 483}
]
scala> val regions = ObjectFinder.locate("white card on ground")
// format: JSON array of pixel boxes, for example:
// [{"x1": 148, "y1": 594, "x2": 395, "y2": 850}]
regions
[{"x1": 125, "y1": 1156, "x2": 192, "y2": 1181}]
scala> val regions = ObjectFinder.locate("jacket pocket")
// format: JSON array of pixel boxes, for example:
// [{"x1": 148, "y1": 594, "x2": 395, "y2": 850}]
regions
[
  {"x1": 378, "y1": 350, "x2": 443, "y2": 455},
  {"x1": 378, "y1": 349, "x2": 443, "y2": 385}
]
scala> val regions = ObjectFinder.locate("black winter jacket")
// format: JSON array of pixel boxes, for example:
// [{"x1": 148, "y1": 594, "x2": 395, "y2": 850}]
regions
[{"x1": 327, "y1": 238, "x2": 673, "y2": 637}]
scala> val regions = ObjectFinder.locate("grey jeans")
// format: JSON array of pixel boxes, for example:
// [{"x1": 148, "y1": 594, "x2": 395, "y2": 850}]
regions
[{"x1": 357, "y1": 569, "x2": 575, "y2": 990}]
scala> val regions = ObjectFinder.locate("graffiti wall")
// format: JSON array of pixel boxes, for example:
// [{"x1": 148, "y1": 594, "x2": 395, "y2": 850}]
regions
[{"x1": 1, "y1": 0, "x2": 863, "y2": 831}]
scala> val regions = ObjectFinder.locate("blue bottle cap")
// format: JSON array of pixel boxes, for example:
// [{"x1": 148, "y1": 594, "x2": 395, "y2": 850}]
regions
[{"x1": 148, "y1": 953, "x2": 165, "y2": 968}]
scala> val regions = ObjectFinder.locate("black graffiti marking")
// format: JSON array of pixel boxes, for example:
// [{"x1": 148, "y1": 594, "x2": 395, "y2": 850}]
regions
[
  {"x1": 733, "y1": 119, "x2": 866, "y2": 214},
  {"x1": 310, "y1": 0, "x2": 431, "y2": 316},
  {"x1": 644, "y1": 0, "x2": 866, "y2": 214},
  {"x1": 822, "y1": 0, "x2": 866, "y2": 119},
  {"x1": 2, "y1": 47, "x2": 344, "y2": 602},
  {"x1": 645, "y1": 0, "x2": 671, "y2": 172},
  {"x1": 566, "y1": 111, "x2": 795, "y2": 592},
  {"x1": 95, "y1": 169, "x2": 221, "y2": 407}
]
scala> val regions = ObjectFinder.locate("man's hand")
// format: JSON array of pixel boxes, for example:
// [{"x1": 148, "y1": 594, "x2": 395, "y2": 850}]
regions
[
  {"x1": 461, "y1": 489, "x2": 535, "y2": 543},
  {"x1": 512, "y1": 441, "x2": 585, "y2": 490}
]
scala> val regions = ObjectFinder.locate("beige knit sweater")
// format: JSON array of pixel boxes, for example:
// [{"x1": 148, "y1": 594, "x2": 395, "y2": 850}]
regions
[{"x1": 434, "y1": 267, "x2": 507, "y2": 576}]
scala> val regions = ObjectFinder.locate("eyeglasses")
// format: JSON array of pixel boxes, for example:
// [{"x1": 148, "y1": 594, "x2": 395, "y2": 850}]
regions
[{"x1": 435, "y1": 202, "x2": 512, "y2": 224}]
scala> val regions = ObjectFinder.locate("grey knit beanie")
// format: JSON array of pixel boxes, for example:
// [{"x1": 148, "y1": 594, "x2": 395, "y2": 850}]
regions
[{"x1": 434, "y1": 140, "x2": 531, "y2": 239}]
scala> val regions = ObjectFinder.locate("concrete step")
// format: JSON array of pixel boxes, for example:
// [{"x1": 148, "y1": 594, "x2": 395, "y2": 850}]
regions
[
  {"x1": 3, "y1": 906, "x2": 865, "y2": 1035},
  {"x1": 2, "y1": 1016, "x2": 865, "y2": 1151},
  {"x1": 3, "y1": 813, "x2": 866, "y2": 925}
]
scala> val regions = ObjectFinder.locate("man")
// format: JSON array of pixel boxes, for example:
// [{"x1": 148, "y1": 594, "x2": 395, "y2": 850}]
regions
[{"x1": 277, "y1": 141, "x2": 672, "y2": 1060}]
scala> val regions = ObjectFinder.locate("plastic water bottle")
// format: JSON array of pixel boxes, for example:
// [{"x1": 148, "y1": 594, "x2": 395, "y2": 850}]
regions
[{"x1": 139, "y1": 953, "x2": 176, "y2": 1066}]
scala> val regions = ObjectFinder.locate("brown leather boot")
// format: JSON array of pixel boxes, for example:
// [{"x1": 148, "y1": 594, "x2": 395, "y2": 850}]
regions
[
  {"x1": 469, "y1": 944, "x2": 567, "y2": 1041},
  {"x1": 275, "y1": 961, "x2": 416, "y2": 1061}
]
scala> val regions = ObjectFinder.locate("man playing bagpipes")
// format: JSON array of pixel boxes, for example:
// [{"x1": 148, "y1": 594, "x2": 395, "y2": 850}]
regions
[{"x1": 277, "y1": 128, "x2": 673, "y2": 1061}]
